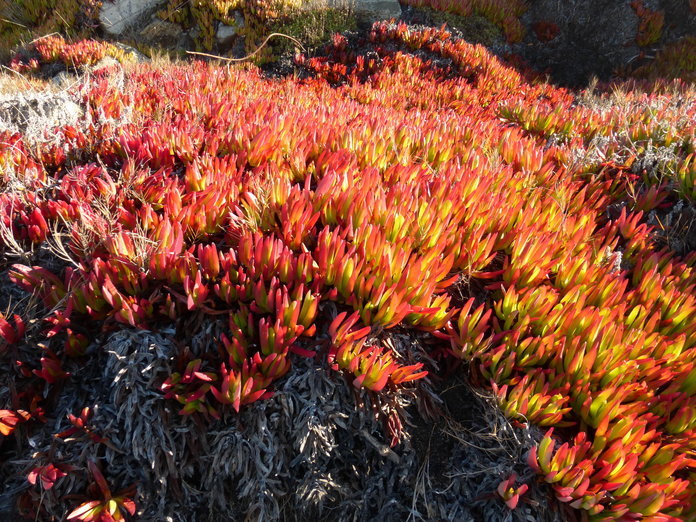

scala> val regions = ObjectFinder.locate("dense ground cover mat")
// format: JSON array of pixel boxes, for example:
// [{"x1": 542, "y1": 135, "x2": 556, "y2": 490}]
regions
[{"x1": 0, "y1": 22, "x2": 695, "y2": 521}]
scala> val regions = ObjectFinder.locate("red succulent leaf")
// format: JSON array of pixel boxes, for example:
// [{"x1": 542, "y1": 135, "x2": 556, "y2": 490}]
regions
[
  {"x1": 88, "y1": 460, "x2": 112, "y2": 499},
  {"x1": 0, "y1": 409, "x2": 30, "y2": 436},
  {"x1": 67, "y1": 500, "x2": 102, "y2": 521},
  {"x1": 27, "y1": 463, "x2": 68, "y2": 490}
]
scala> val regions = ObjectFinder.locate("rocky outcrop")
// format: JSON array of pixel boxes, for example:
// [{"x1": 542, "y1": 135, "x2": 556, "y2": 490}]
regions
[
  {"x1": 0, "y1": 92, "x2": 82, "y2": 142},
  {"x1": 138, "y1": 19, "x2": 190, "y2": 49},
  {"x1": 100, "y1": 0, "x2": 166, "y2": 36}
]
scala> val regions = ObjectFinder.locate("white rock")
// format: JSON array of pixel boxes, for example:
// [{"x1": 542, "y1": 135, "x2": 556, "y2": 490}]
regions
[
  {"x1": 0, "y1": 92, "x2": 83, "y2": 142},
  {"x1": 90, "y1": 56, "x2": 121, "y2": 73},
  {"x1": 100, "y1": 0, "x2": 164, "y2": 36}
]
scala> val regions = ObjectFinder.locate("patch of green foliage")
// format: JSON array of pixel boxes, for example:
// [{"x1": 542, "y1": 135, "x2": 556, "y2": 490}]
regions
[
  {"x1": 270, "y1": 6, "x2": 358, "y2": 54},
  {"x1": 631, "y1": 36, "x2": 696, "y2": 83},
  {"x1": 422, "y1": 7, "x2": 503, "y2": 47}
]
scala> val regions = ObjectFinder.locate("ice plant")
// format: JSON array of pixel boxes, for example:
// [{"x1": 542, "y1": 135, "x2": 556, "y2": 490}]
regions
[
  {"x1": 161, "y1": 359, "x2": 218, "y2": 417},
  {"x1": 33, "y1": 350, "x2": 70, "y2": 384},
  {"x1": 55, "y1": 407, "x2": 109, "y2": 445},
  {"x1": 0, "y1": 409, "x2": 31, "y2": 436},
  {"x1": 28, "y1": 463, "x2": 70, "y2": 491},
  {"x1": 210, "y1": 356, "x2": 277, "y2": 412},
  {"x1": 0, "y1": 312, "x2": 25, "y2": 347},
  {"x1": 398, "y1": 0, "x2": 527, "y2": 42},
  {"x1": 67, "y1": 461, "x2": 136, "y2": 522},
  {"x1": 327, "y1": 312, "x2": 427, "y2": 391},
  {"x1": 497, "y1": 474, "x2": 529, "y2": 509},
  {"x1": 9, "y1": 35, "x2": 129, "y2": 72},
  {"x1": 631, "y1": 0, "x2": 665, "y2": 46},
  {"x1": 0, "y1": 20, "x2": 694, "y2": 520}
]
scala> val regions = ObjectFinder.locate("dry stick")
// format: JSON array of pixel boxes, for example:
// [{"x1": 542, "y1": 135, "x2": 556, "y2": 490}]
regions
[
  {"x1": 27, "y1": 32, "x2": 61, "y2": 46},
  {"x1": 186, "y1": 33, "x2": 306, "y2": 62},
  {"x1": 1, "y1": 18, "x2": 27, "y2": 28}
]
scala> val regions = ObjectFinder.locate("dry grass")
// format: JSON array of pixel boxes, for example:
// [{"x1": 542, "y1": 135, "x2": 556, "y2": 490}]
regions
[{"x1": 0, "y1": 69, "x2": 55, "y2": 95}]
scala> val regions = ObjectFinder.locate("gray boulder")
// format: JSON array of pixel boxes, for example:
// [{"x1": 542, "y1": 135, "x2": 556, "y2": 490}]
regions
[
  {"x1": 100, "y1": 0, "x2": 165, "y2": 36},
  {"x1": 217, "y1": 11, "x2": 245, "y2": 48}
]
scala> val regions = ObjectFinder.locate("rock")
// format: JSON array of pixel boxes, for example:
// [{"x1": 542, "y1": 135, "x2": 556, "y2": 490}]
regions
[
  {"x1": 216, "y1": 11, "x2": 245, "y2": 47},
  {"x1": 0, "y1": 92, "x2": 82, "y2": 142},
  {"x1": 350, "y1": 0, "x2": 402, "y2": 21},
  {"x1": 216, "y1": 24, "x2": 238, "y2": 42},
  {"x1": 51, "y1": 71, "x2": 79, "y2": 89},
  {"x1": 89, "y1": 56, "x2": 121, "y2": 73},
  {"x1": 100, "y1": 0, "x2": 165, "y2": 36},
  {"x1": 138, "y1": 19, "x2": 188, "y2": 49},
  {"x1": 112, "y1": 42, "x2": 150, "y2": 63}
]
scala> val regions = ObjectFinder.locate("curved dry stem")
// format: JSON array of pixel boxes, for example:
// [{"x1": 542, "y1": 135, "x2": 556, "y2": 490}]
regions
[{"x1": 186, "y1": 32, "x2": 306, "y2": 63}]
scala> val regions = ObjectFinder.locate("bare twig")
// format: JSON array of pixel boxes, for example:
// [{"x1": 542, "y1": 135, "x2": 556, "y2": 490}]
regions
[
  {"x1": 44, "y1": 220, "x2": 80, "y2": 269},
  {"x1": 186, "y1": 32, "x2": 306, "y2": 63},
  {"x1": 27, "y1": 32, "x2": 61, "y2": 46},
  {"x1": 1, "y1": 18, "x2": 26, "y2": 28}
]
